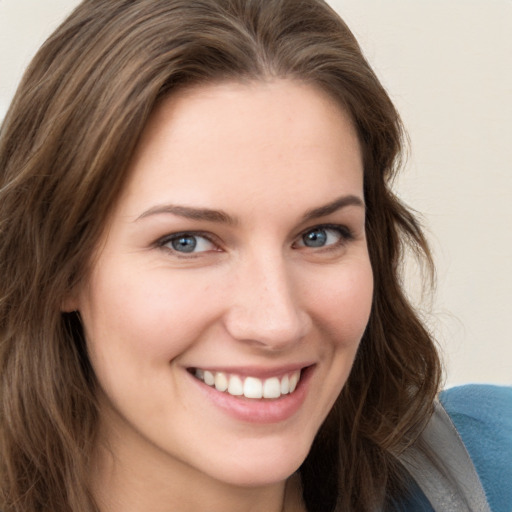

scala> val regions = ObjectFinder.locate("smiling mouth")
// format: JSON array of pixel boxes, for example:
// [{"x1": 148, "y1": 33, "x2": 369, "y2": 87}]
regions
[{"x1": 190, "y1": 368, "x2": 302, "y2": 400}]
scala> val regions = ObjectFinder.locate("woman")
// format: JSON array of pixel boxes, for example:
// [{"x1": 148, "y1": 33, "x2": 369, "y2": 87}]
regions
[{"x1": 0, "y1": 1, "x2": 510, "y2": 511}]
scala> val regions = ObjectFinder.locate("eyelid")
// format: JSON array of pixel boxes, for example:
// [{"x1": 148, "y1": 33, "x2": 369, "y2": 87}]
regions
[
  {"x1": 152, "y1": 224, "x2": 355, "y2": 256},
  {"x1": 155, "y1": 231, "x2": 222, "y2": 255},
  {"x1": 294, "y1": 223, "x2": 354, "y2": 248}
]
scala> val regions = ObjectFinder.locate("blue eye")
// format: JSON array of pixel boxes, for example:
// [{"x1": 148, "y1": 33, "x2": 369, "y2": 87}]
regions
[
  {"x1": 163, "y1": 233, "x2": 215, "y2": 254},
  {"x1": 302, "y1": 228, "x2": 328, "y2": 247},
  {"x1": 298, "y1": 226, "x2": 350, "y2": 248},
  {"x1": 171, "y1": 235, "x2": 197, "y2": 253}
]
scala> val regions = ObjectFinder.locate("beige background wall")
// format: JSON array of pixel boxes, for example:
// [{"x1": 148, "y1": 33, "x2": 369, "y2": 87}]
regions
[{"x1": 1, "y1": 0, "x2": 511, "y2": 386}]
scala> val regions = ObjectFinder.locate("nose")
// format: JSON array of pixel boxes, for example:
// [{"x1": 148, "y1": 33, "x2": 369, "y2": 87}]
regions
[{"x1": 222, "y1": 252, "x2": 311, "y2": 351}]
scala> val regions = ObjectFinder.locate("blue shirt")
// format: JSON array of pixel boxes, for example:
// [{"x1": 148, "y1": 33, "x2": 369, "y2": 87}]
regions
[{"x1": 399, "y1": 384, "x2": 512, "y2": 511}]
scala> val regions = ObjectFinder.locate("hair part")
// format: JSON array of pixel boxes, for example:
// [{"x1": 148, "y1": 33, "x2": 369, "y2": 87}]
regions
[{"x1": 0, "y1": 1, "x2": 441, "y2": 511}]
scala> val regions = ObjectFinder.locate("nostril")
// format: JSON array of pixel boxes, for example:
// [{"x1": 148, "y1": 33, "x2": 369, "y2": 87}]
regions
[{"x1": 224, "y1": 302, "x2": 311, "y2": 349}]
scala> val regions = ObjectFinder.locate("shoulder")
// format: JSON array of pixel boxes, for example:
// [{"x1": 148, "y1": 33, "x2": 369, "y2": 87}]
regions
[{"x1": 440, "y1": 384, "x2": 512, "y2": 512}]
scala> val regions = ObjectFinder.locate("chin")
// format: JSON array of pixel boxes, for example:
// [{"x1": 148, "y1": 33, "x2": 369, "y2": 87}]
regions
[{"x1": 202, "y1": 433, "x2": 313, "y2": 488}]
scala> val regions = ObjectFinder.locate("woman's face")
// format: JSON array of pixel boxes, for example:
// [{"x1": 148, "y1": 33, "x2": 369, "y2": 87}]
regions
[{"x1": 73, "y1": 80, "x2": 373, "y2": 490}]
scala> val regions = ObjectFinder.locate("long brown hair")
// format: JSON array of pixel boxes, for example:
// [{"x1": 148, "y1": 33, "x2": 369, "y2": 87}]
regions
[{"x1": 0, "y1": 1, "x2": 441, "y2": 510}]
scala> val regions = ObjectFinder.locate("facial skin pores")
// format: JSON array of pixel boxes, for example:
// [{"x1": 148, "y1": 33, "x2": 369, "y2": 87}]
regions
[{"x1": 70, "y1": 80, "x2": 373, "y2": 512}]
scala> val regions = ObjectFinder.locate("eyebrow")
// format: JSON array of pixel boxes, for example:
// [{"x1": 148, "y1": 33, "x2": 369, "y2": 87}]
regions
[
  {"x1": 136, "y1": 204, "x2": 236, "y2": 225},
  {"x1": 301, "y1": 195, "x2": 364, "y2": 222},
  {"x1": 135, "y1": 194, "x2": 364, "y2": 225}
]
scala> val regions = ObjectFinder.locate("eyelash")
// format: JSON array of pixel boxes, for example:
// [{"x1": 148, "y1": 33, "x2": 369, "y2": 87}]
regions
[
  {"x1": 155, "y1": 224, "x2": 354, "y2": 256},
  {"x1": 294, "y1": 223, "x2": 355, "y2": 250},
  {"x1": 156, "y1": 231, "x2": 220, "y2": 257}
]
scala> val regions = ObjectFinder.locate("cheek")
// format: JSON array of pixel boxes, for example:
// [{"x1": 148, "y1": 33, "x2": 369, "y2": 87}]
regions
[
  {"x1": 80, "y1": 265, "x2": 220, "y2": 374},
  {"x1": 308, "y1": 260, "x2": 374, "y2": 344},
  {"x1": 295, "y1": 260, "x2": 373, "y2": 434}
]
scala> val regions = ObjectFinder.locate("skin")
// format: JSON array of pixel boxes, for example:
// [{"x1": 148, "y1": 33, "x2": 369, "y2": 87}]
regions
[{"x1": 69, "y1": 79, "x2": 374, "y2": 512}]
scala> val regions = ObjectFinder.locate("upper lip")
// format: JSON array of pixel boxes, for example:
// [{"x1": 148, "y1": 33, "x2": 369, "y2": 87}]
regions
[{"x1": 186, "y1": 363, "x2": 314, "y2": 379}]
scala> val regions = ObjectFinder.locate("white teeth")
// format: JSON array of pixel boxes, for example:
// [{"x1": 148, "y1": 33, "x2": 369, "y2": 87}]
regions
[
  {"x1": 289, "y1": 372, "x2": 299, "y2": 393},
  {"x1": 263, "y1": 377, "x2": 281, "y2": 399},
  {"x1": 204, "y1": 370, "x2": 215, "y2": 386},
  {"x1": 280, "y1": 374, "x2": 290, "y2": 395},
  {"x1": 227, "y1": 375, "x2": 243, "y2": 396},
  {"x1": 244, "y1": 377, "x2": 263, "y2": 399},
  {"x1": 214, "y1": 372, "x2": 228, "y2": 392},
  {"x1": 194, "y1": 369, "x2": 302, "y2": 400}
]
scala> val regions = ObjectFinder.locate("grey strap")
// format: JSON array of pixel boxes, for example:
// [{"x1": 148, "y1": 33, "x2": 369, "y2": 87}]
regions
[{"x1": 398, "y1": 400, "x2": 491, "y2": 512}]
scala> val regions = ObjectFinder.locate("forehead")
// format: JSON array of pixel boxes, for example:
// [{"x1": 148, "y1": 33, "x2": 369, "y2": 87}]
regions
[{"x1": 119, "y1": 79, "x2": 363, "y2": 219}]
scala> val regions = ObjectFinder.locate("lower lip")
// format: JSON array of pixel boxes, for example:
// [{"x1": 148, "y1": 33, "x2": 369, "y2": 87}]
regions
[{"x1": 188, "y1": 367, "x2": 314, "y2": 424}]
